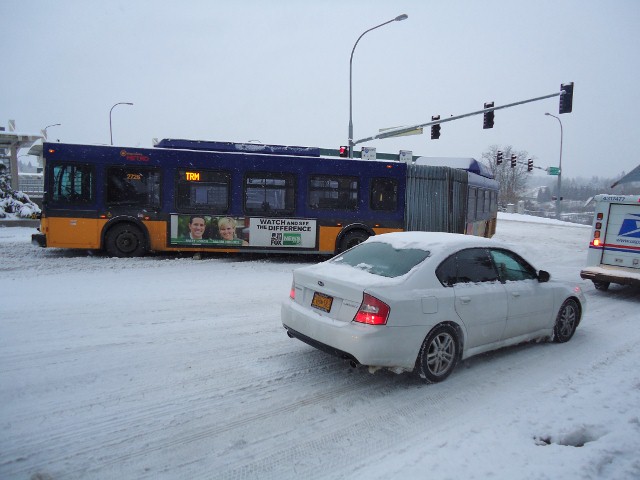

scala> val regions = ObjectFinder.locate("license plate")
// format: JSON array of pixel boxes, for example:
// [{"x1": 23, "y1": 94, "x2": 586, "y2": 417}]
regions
[{"x1": 311, "y1": 292, "x2": 333, "y2": 313}]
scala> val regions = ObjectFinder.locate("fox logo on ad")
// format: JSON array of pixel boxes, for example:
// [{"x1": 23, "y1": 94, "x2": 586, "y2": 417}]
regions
[{"x1": 618, "y1": 214, "x2": 640, "y2": 238}]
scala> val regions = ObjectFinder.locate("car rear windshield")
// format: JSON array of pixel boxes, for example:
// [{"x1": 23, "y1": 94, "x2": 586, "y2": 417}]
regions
[{"x1": 331, "y1": 242, "x2": 430, "y2": 278}]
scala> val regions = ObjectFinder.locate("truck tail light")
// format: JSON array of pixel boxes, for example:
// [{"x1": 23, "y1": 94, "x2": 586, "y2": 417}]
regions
[
  {"x1": 592, "y1": 215, "x2": 603, "y2": 248},
  {"x1": 354, "y1": 294, "x2": 390, "y2": 325}
]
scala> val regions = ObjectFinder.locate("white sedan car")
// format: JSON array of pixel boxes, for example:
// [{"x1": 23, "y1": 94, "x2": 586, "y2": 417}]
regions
[{"x1": 281, "y1": 232, "x2": 586, "y2": 383}]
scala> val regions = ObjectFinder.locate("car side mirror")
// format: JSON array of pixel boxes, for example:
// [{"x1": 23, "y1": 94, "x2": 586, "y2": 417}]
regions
[{"x1": 538, "y1": 270, "x2": 550, "y2": 283}]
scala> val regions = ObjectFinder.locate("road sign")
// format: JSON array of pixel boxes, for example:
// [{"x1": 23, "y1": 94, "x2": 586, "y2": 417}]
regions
[
  {"x1": 361, "y1": 147, "x2": 376, "y2": 161},
  {"x1": 399, "y1": 150, "x2": 413, "y2": 163},
  {"x1": 378, "y1": 126, "x2": 423, "y2": 138},
  {"x1": 548, "y1": 167, "x2": 561, "y2": 176}
]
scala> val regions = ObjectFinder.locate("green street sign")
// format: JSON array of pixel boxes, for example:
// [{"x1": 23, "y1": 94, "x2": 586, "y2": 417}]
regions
[{"x1": 548, "y1": 167, "x2": 561, "y2": 176}]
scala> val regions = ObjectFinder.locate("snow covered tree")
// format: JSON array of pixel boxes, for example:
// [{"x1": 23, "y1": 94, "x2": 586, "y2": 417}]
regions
[{"x1": 481, "y1": 145, "x2": 532, "y2": 207}]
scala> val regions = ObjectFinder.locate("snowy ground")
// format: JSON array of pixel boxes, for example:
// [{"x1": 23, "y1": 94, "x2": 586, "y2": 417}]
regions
[{"x1": 1, "y1": 214, "x2": 639, "y2": 479}]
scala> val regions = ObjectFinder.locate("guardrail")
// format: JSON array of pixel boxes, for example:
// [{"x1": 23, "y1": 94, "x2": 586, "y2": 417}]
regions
[{"x1": 18, "y1": 173, "x2": 44, "y2": 197}]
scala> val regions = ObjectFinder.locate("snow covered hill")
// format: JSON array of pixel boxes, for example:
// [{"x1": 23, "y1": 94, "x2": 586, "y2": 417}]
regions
[{"x1": 1, "y1": 215, "x2": 639, "y2": 479}]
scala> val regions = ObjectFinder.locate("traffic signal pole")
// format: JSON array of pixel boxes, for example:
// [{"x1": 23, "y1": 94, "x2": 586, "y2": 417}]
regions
[{"x1": 353, "y1": 89, "x2": 567, "y2": 146}]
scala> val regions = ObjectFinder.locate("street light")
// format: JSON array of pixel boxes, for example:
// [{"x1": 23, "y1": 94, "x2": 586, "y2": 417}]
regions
[
  {"x1": 545, "y1": 112, "x2": 563, "y2": 220},
  {"x1": 42, "y1": 123, "x2": 61, "y2": 140},
  {"x1": 110, "y1": 102, "x2": 134, "y2": 145},
  {"x1": 348, "y1": 14, "x2": 408, "y2": 158}
]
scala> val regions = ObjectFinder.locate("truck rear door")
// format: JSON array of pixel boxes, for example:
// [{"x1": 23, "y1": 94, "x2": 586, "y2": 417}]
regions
[{"x1": 602, "y1": 203, "x2": 640, "y2": 270}]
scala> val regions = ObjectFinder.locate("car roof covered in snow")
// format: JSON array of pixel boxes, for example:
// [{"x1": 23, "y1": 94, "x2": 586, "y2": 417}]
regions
[{"x1": 365, "y1": 231, "x2": 503, "y2": 253}]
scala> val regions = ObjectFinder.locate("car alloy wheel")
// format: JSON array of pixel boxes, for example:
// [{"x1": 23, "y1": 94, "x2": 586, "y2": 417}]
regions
[
  {"x1": 553, "y1": 298, "x2": 580, "y2": 343},
  {"x1": 418, "y1": 325, "x2": 459, "y2": 383}
]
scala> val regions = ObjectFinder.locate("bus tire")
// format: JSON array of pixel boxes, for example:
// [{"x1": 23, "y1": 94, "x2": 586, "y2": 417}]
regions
[
  {"x1": 105, "y1": 223, "x2": 147, "y2": 258},
  {"x1": 593, "y1": 280, "x2": 610, "y2": 291},
  {"x1": 339, "y1": 230, "x2": 369, "y2": 253}
]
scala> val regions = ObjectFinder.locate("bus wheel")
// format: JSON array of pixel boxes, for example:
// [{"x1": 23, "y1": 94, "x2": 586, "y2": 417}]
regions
[
  {"x1": 339, "y1": 230, "x2": 369, "y2": 253},
  {"x1": 593, "y1": 280, "x2": 610, "y2": 291},
  {"x1": 105, "y1": 223, "x2": 147, "y2": 257}
]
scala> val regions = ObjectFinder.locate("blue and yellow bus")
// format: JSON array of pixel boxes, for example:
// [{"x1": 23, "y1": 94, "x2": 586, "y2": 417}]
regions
[{"x1": 32, "y1": 139, "x2": 498, "y2": 257}]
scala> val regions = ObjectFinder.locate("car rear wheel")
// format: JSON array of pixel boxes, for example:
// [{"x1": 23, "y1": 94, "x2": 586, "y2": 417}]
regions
[
  {"x1": 416, "y1": 325, "x2": 459, "y2": 383},
  {"x1": 553, "y1": 298, "x2": 580, "y2": 343}
]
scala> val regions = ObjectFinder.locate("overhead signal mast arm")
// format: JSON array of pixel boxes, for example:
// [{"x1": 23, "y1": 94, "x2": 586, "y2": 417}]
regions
[{"x1": 353, "y1": 84, "x2": 573, "y2": 146}]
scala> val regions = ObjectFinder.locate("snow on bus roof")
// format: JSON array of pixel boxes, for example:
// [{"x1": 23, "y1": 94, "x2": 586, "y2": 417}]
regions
[
  {"x1": 414, "y1": 156, "x2": 493, "y2": 178},
  {"x1": 155, "y1": 139, "x2": 321, "y2": 157}
]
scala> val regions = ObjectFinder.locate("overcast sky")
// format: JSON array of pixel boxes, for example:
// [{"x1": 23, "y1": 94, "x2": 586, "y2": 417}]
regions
[{"x1": 3, "y1": 0, "x2": 639, "y2": 180}]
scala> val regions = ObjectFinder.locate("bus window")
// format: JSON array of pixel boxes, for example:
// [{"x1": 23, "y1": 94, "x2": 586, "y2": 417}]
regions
[
  {"x1": 309, "y1": 175, "x2": 358, "y2": 210},
  {"x1": 244, "y1": 173, "x2": 295, "y2": 215},
  {"x1": 483, "y1": 190, "x2": 491, "y2": 213},
  {"x1": 371, "y1": 178, "x2": 398, "y2": 211},
  {"x1": 491, "y1": 191, "x2": 498, "y2": 213},
  {"x1": 106, "y1": 167, "x2": 161, "y2": 208},
  {"x1": 51, "y1": 163, "x2": 95, "y2": 204},
  {"x1": 476, "y1": 188, "x2": 485, "y2": 215},
  {"x1": 176, "y1": 169, "x2": 230, "y2": 212},
  {"x1": 467, "y1": 187, "x2": 477, "y2": 221}
]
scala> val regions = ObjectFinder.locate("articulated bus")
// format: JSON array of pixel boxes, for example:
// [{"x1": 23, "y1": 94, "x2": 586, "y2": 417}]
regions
[{"x1": 32, "y1": 139, "x2": 498, "y2": 257}]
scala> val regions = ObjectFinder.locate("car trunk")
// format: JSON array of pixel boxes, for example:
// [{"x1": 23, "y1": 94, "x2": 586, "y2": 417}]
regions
[{"x1": 292, "y1": 264, "x2": 377, "y2": 323}]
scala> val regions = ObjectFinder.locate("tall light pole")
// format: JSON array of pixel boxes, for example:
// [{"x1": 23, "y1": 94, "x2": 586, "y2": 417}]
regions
[
  {"x1": 110, "y1": 102, "x2": 134, "y2": 145},
  {"x1": 348, "y1": 14, "x2": 408, "y2": 158},
  {"x1": 42, "y1": 123, "x2": 61, "y2": 140},
  {"x1": 545, "y1": 112, "x2": 563, "y2": 220}
]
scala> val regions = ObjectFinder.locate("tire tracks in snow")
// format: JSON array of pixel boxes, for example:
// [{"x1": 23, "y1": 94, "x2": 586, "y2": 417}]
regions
[{"x1": 1, "y1": 342, "x2": 356, "y2": 477}]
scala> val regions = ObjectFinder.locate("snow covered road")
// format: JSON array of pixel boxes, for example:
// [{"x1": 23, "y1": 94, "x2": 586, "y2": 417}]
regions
[{"x1": 1, "y1": 217, "x2": 639, "y2": 479}]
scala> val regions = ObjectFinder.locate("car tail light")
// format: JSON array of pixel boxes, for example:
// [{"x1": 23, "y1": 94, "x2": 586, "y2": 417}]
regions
[
  {"x1": 354, "y1": 294, "x2": 390, "y2": 325},
  {"x1": 289, "y1": 282, "x2": 295, "y2": 300}
]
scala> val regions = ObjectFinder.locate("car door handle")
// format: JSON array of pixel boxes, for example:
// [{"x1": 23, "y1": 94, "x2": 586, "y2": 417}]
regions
[
  {"x1": 459, "y1": 296, "x2": 471, "y2": 304},
  {"x1": 511, "y1": 291, "x2": 521, "y2": 297}
]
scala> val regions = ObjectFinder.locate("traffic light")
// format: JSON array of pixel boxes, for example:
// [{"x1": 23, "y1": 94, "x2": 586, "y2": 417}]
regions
[
  {"x1": 511, "y1": 154, "x2": 517, "y2": 168},
  {"x1": 339, "y1": 146, "x2": 349, "y2": 157},
  {"x1": 431, "y1": 115, "x2": 441, "y2": 140},
  {"x1": 527, "y1": 159, "x2": 533, "y2": 172},
  {"x1": 483, "y1": 102, "x2": 494, "y2": 129},
  {"x1": 559, "y1": 82, "x2": 574, "y2": 114},
  {"x1": 496, "y1": 150, "x2": 503, "y2": 165}
]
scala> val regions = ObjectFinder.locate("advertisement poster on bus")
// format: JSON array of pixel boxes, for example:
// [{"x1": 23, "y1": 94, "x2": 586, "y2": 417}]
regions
[
  {"x1": 248, "y1": 217, "x2": 316, "y2": 248},
  {"x1": 169, "y1": 215, "x2": 316, "y2": 248}
]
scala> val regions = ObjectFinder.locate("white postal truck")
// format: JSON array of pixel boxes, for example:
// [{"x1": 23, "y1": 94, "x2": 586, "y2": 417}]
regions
[{"x1": 580, "y1": 194, "x2": 640, "y2": 291}]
